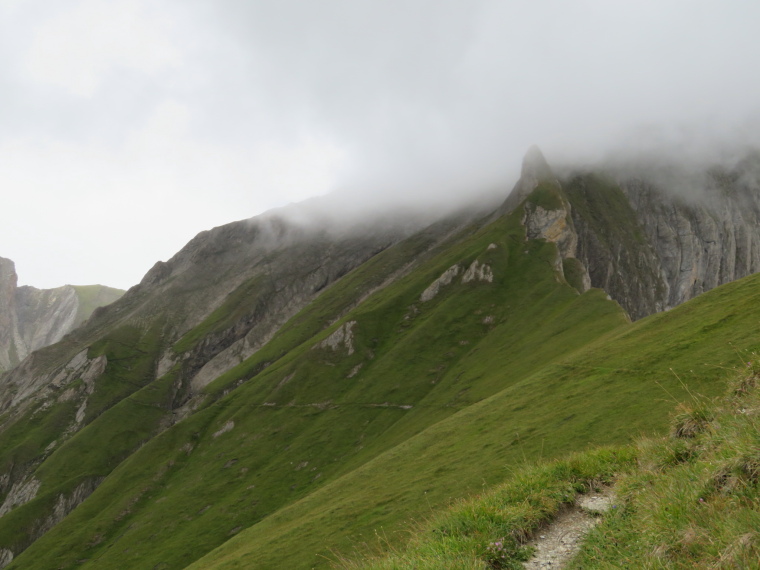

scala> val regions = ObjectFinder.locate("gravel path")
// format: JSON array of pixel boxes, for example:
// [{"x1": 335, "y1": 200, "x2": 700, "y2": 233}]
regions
[{"x1": 523, "y1": 489, "x2": 615, "y2": 569}]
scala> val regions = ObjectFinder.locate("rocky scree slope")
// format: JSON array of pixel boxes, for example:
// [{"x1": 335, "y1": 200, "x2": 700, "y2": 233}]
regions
[{"x1": 0, "y1": 257, "x2": 123, "y2": 372}]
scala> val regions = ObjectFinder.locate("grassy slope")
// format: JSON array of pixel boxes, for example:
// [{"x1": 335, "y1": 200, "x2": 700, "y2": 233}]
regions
[
  {"x1": 9, "y1": 185, "x2": 760, "y2": 569},
  {"x1": 0, "y1": 219, "x2": 458, "y2": 562},
  {"x1": 0, "y1": 215, "x2": 469, "y2": 559},
  {"x1": 346, "y1": 352, "x2": 760, "y2": 569},
  {"x1": 0, "y1": 323, "x2": 169, "y2": 555},
  {"x1": 190, "y1": 270, "x2": 760, "y2": 569},
  {"x1": 573, "y1": 369, "x2": 760, "y2": 568},
  {"x1": 10, "y1": 201, "x2": 628, "y2": 569},
  {"x1": 341, "y1": 446, "x2": 637, "y2": 569}
]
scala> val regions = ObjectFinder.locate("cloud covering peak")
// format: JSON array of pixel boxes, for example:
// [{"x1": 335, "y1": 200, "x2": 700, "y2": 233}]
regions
[{"x1": 2, "y1": 0, "x2": 760, "y2": 288}]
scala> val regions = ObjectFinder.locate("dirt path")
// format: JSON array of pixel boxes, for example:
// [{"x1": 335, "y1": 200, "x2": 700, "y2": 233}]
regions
[{"x1": 523, "y1": 488, "x2": 615, "y2": 569}]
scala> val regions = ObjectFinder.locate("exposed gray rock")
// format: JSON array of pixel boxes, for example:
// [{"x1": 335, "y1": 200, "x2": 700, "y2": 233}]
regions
[
  {"x1": 0, "y1": 548, "x2": 12, "y2": 569},
  {"x1": 621, "y1": 175, "x2": 760, "y2": 312},
  {"x1": 213, "y1": 420, "x2": 235, "y2": 438},
  {"x1": 34, "y1": 478, "x2": 104, "y2": 539},
  {"x1": 0, "y1": 258, "x2": 123, "y2": 372},
  {"x1": 501, "y1": 148, "x2": 760, "y2": 320},
  {"x1": 420, "y1": 265, "x2": 461, "y2": 302},
  {"x1": 0, "y1": 258, "x2": 23, "y2": 372},
  {"x1": 0, "y1": 477, "x2": 41, "y2": 517},
  {"x1": 567, "y1": 164, "x2": 760, "y2": 320},
  {"x1": 517, "y1": 170, "x2": 590, "y2": 291},
  {"x1": 523, "y1": 204, "x2": 578, "y2": 260},
  {"x1": 317, "y1": 321, "x2": 357, "y2": 356},
  {"x1": 462, "y1": 260, "x2": 494, "y2": 283}
]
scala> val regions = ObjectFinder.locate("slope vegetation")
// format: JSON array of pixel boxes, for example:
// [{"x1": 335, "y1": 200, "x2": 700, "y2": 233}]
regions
[
  {"x1": 336, "y1": 350, "x2": 760, "y2": 569},
  {"x1": 8, "y1": 187, "x2": 628, "y2": 569},
  {"x1": 189, "y1": 267, "x2": 760, "y2": 569},
  {"x1": 2, "y1": 150, "x2": 760, "y2": 569}
]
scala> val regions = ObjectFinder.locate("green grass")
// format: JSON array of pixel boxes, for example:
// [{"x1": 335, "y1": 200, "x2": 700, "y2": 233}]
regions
[
  {"x1": 0, "y1": 322, "x2": 172, "y2": 557},
  {"x1": 562, "y1": 257, "x2": 587, "y2": 293},
  {"x1": 0, "y1": 212, "x2": 476, "y2": 568},
  {"x1": 9, "y1": 204, "x2": 630, "y2": 569},
  {"x1": 571, "y1": 365, "x2": 760, "y2": 568},
  {"x1": 318, "y1": 360, "x2": 760, "y2": 569},
  {"x1": 526, "y1": 181, "x2": 565, "y2": 211},
  {"x1": 187, "y1": 272, "x2": 760, "y2": 569},
  {"x1": 6, "y1": 183, "x2": 760, "y2": 569},
  {"x1": 337, "y1": 446, "x2": 635, "y2": 569}
]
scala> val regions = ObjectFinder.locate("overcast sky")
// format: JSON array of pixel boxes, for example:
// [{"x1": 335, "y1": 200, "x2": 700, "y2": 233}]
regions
[{"x1": 2, "y1": 0, "x2": 760, "y2": 289}]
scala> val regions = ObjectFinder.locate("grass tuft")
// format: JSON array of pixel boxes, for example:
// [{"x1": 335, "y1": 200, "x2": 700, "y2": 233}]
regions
[{"x1": 670, "y1": 401, "x2": 714, "y2": 439}]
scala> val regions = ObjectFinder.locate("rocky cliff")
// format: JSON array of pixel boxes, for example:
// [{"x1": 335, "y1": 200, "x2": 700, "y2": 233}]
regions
[
  {"x1": 512, "y1": 148, "x2": 760, "y2": 320},
  {"x1": 0, "y1": 258, "x2": 123, "y2": 371}
]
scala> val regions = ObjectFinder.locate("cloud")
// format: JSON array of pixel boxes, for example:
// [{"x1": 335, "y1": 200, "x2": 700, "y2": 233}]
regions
[
  {"x1": 24, "y1": 0, "x2": 181, "y2": 97},
  {"x1": 3, "y1": 0, "x2": 760, "y2": 288}
]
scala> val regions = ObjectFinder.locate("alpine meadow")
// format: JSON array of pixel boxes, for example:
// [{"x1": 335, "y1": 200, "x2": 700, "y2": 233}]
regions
[{"x1": 2, "y1": 145, "x2": 760, "y2": 569}]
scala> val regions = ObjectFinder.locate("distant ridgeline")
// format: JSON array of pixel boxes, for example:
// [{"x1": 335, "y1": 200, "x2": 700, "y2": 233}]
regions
[
  {"x1": 0, "y1": 147, "x2": 760, "y2": 569},
  {"x1": 0, "y1": 257, "x2": 124, "y2": 371}
]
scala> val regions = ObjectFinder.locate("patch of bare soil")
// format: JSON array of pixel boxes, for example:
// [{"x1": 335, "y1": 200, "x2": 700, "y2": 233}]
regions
[{"x1": 523, "y1": 488, "x2": 615, "y2": 569}]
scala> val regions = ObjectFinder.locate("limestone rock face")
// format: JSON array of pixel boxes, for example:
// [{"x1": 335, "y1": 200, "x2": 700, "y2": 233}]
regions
[
  {"x1": 0, "y1": 259, "x2": 21, "y2": 371},
  {"x1": 15, "y1": 285, "x2": 79, "y2": 359},
  {"x1": 571, "y1": 165, "x2": 760, "y2": 320},
  {"x1": 0, "y1": 258, "x2": 123, "y2": 372},
  {"x1": 462, "y1": 260, "x2": 494, "y2": 283},
  {"x1": 621, "y1": 176, "x2": 760, "y2": 311},
  {"x1": 316, "y1": 321, "x2": 357, "y2": 355},
  {"x1": 0, "y1": 477, "x2": 41, "y2": 517},
  {"x1": 0, "y1": 549, "x2": 11, "y2": 568},
  {"x1": 523, "y1": 205, "x2": 578, "y2": 259},
  {"x1": 504, "y1": 149, "x2": 760, "y2": 320},
  {"x1": 420, "y1": 265, "x2": 461, "y2": 302},
  {"x1": 510, "y1": 150, "x2": 590, "y2": 292}
]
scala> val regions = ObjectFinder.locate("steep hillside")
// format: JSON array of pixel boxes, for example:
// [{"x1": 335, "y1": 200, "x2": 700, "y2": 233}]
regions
[
  {"x1": 342, "y1": 350, "x2": 760, "y2": 569},
  {"x1": 0, "y1": 258, "x2": 123, "y2": 372},
  {"x1": 0, "y1": 207, "x2": 487, "y2": 566},
  {"x1": 188, "y1": 268, "x2": 760, "y2": 569},
  {"x1": 510, "y1": 148, "x2": 760, "y2": 320},
  {"x1": 6, "y1": 193, "x2": 629, "y2": 569},
  {"x1": 1, "y1": 148, "x2": 759, "y2": 569}
]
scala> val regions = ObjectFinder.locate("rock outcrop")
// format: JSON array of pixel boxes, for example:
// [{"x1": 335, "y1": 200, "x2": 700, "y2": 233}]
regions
[
  {"x1": 506, "y1": 148, "x2": 760, "y2": 320},
  {"x1": 0, "y1": 258, "x2": 123, "y2": 372}
]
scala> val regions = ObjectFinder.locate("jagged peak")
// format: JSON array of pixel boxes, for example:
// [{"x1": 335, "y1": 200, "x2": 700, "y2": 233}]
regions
[
  {"x1": 521, "y1": 145, "x2": 555, "y2": 183},
  {"x1": 497, "y1": 145, "x2": 559, "y2": 216}
]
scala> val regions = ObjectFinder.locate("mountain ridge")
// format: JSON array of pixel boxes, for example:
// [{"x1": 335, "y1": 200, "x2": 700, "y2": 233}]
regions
[
  {"x1": 1, "y1": 147, "x2": 760, "y2": 568},
  {"x1": 0, "y1": 257, "x2": 124, "y2": 372}
]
